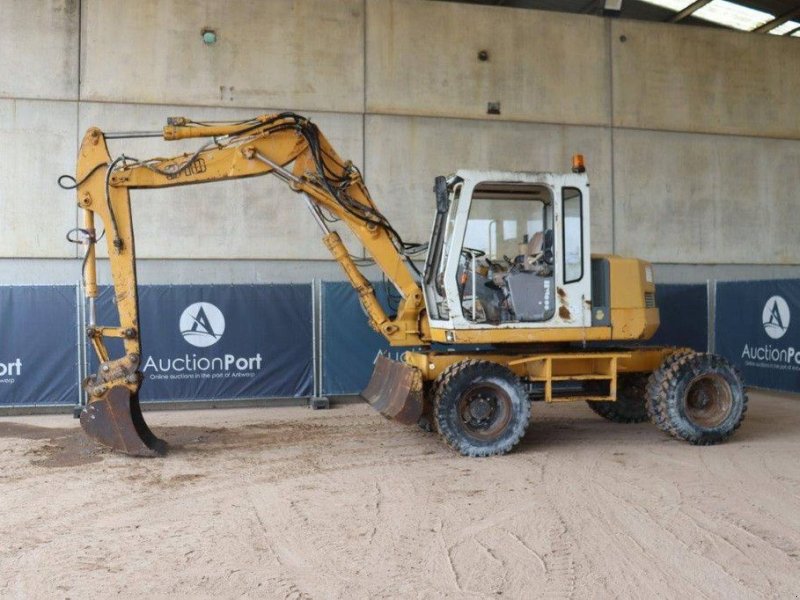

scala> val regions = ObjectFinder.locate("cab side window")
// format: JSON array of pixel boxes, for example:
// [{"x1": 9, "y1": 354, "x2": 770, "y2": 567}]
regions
[{"x1": 562, "y1": 188, "x2": 583, "y2": 284}]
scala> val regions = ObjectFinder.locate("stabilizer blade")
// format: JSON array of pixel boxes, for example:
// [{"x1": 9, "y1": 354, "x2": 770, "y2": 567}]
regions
[{"x1": 361, "y1": 355, "x2": 423, "y2": 425}]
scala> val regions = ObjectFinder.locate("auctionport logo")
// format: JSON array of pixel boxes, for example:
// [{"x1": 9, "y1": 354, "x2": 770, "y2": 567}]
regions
[
  {"x1": 0, "y1": 358, "x2": 21, "y2": 384},
  {"x1": 741, "y1": 294, "x2": 798, "y2": 370},
  {"x1": 142, "y1": 301, "x2": 262, "y2": 381},
  {"x1": 180, "y1": 302, "x2": 225, "y2": 347},
  {"x1": 762, "y1": 295, "x2": 790, "y2": 340}
]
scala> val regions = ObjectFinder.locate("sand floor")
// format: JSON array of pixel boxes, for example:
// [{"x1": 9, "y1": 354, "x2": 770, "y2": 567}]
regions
[{"x1": 1, "y1": 391, "x2": 799, "y2": 599}]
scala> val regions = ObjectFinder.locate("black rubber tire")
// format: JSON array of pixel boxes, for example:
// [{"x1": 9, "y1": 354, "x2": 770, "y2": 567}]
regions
[
  {"x1": 433, "y1": 360, "x2": 530, "y2": 457},
  {"x1": 421, "y1": 361, "x2": 492, "y2": 433},
  {"x1": 645, "y1": 349, "x2": 699, "y2": 436},
  {"x1": 646, "y1": 351, "x2": 747, "y2": 445},
  {"x1": 418, "y1": 367, "x2": 458, "y2": 433},
  {"x1": 418, "y1": 381, "x2": 437, "y2": 433},
  {"x1": 586, "y1": 373, "x2": 649, "y2": 423},
  {"x1": 417, "y1": 414, "x2": 435, "y2": 433}
]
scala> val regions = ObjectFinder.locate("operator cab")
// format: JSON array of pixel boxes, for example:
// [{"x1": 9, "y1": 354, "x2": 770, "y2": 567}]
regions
[{"x1": 424, "y1": 169, "x2": 591, "y2": 333}]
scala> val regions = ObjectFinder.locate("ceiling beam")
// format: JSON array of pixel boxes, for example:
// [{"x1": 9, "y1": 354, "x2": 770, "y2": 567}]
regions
[
  {"x1": 752, "y1": 6, "x2": 800, "y2": 33},
  {"x1": 580, "y1": 0, "x2": 602, "y2": 13},
  {"x1": 603, "y1": 0, "x2": 623, "y2": 13},
  {"x1": 669, "y1": 0, "x2": 713, "y2": 22}
]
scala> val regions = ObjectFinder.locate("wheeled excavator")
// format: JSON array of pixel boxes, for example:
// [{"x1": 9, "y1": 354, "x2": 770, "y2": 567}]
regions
[{"x1": 66, "y1": 112, "x2": 747, "y2": 457}]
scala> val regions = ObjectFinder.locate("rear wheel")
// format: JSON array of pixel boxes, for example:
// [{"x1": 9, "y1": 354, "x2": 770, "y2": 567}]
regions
[
  {"x1": 433, "y1": 360, "x2": 530, "y2": 457},
  {"x1": 586, "y1": 373, "x2": 649, "y2": 423},
  {"x1": 646, "y1": 352, "x2": 747, "y2": 445},
  {"x1": 645, "y1": 349, "x2": 694, "y2": 434}
]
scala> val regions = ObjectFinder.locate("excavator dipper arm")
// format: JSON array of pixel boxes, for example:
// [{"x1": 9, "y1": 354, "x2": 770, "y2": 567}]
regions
[{"x1": 73, "y1": 113, "x2": 427, "y2": 456}]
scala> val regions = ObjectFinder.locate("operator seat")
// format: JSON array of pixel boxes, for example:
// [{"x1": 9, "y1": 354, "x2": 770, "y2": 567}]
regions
[
  {"x1": 527, "y1": 231, "x2": 544, "y2": 261},
  {"x1": 506, "y1": 230, "x2": 554, "y2": 321}
]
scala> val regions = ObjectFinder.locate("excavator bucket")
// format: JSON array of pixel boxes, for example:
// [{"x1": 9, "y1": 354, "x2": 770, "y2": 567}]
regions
[
  {"x1": 80, "y1": 386, "x2": 167, "y2": 457},
  {"x1": 361, "y1": 354, "x2": 424, "y2": 425}
]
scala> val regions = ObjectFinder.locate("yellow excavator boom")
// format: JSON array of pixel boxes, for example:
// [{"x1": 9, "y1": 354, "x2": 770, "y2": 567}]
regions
[{"x1": 73, "y1": 113, "x2": 427, "y2": 455}]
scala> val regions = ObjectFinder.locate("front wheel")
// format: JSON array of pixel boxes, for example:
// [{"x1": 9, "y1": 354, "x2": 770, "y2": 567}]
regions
[
  {"x1": 646, "y1": 352, "x2": 747, "y2": 445},
  {"x1": 418, "y1": 381, "x2": 437, "y2": 433},
  {"x1": 433, "y1": 360, "x2": 530, "y2": 457}
]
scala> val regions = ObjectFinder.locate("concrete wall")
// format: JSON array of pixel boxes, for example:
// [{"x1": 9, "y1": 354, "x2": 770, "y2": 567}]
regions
[
  {"x1": 366, "y1": 1, "x2": 610, "y2": 125},
  {"x1": 1, "y1": 0, "x2": 799, "y2": 285},
  {"x1": 0, "y1": 0, "x2": 79, "y2": 100},
  {"x1": 611, "y1": 20, "x2": 800, "y2": 139},
  {"x1": 81, "y1": 0, "x2": 365, "y2": 112}
]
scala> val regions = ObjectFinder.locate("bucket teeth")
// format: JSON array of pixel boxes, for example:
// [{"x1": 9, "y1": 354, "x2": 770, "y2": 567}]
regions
[
  {"x1": 361, "y1": 355, "x2": 423, "y2": 425},
  {"x1": 80, "y1": 386, "x2": 167, "y2": 457}
]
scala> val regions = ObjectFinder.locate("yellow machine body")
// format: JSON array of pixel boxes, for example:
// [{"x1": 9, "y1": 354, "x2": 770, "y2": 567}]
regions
[{"x1": 70, "y1": 112, "x2": 667, "y2": 456}]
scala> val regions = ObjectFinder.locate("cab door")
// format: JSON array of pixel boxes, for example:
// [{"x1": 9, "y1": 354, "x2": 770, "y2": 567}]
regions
[{"x1": 556, "y1": 174, "x2": 592, "y2": 328}]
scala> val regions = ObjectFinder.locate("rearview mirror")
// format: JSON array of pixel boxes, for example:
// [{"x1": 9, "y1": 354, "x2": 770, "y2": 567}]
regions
[{"x1": 433, "y1": 176, "x2": 449, "y2": 215}]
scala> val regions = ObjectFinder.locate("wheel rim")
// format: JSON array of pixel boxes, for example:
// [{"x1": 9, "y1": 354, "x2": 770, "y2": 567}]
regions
[
  {"x1": 683, "y1": 374, "x2": 733, "y2": 428},
  {"x1": 457, "y1": 383, "x2": 512, "y2": 440}
]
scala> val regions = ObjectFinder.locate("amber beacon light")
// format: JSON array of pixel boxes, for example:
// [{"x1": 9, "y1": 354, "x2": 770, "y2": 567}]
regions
[{"x1": 572, "y1": 154, "x2": 586, "y2": 173}]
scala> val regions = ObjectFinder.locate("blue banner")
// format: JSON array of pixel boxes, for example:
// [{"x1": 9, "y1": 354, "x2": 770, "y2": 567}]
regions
[
  {"x1": 321, "y1": 281, "x2": 421, "y2": 395},
  {"x1": 0, "y1": 286, "x2": 79, "y2": 406},
  {"x1": 92, "y1": 284, "x2": 313, "y2": 401},
  {"x1": 647, "y1": 284, "x2": 708, "y2": 351},
  {"x1": 716, "y1": 279, "x2": 800, "y2": 393}
]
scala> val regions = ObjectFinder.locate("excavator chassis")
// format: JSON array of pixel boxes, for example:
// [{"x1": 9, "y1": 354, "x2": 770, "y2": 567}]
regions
[{"x1": 67, "y1": 112, "x2": 747, "y2": 457}]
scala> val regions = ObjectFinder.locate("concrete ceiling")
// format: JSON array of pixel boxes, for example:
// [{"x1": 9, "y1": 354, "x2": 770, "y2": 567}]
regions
[{"x1": 440, "y1": 0, "x2": 800, "y2": 34}]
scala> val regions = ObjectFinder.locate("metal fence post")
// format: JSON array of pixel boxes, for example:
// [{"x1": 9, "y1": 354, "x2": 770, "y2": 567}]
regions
[
  {"x1": 307, "y1": 279, "x2": 329, "y2": 409},
  {"x1": 707, "y1": 279, "x2": 716, "y2": 354},
  {"x1": 311, "y1": 278, "x2": 319, "y2": 399}
]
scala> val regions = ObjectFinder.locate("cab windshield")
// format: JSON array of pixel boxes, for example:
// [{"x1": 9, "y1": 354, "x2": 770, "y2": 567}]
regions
[{"x1": 458, "y1": 183, "x2": 555, "y2": 324}]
